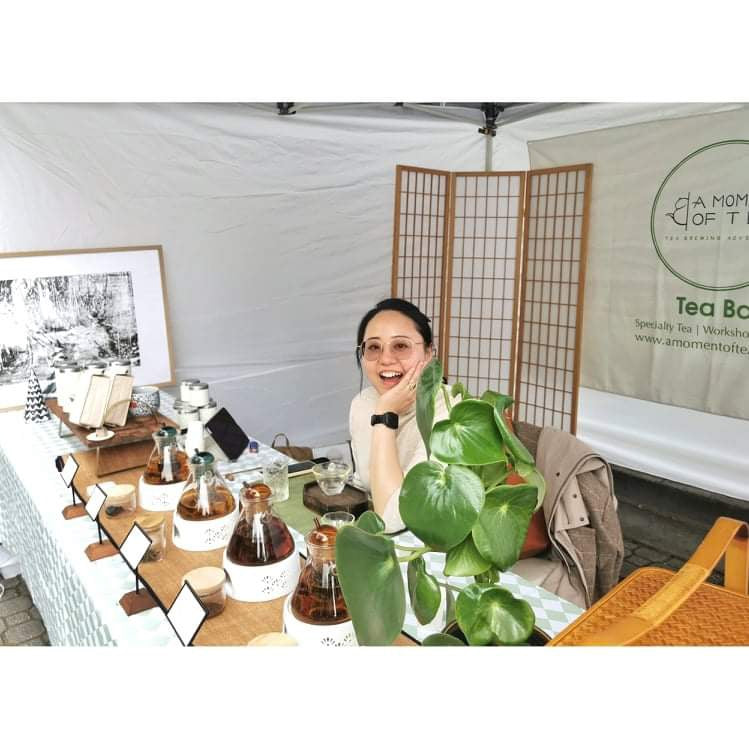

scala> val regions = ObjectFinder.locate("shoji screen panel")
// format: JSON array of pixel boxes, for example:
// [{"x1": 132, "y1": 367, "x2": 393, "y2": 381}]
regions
[
  {"x1": 443, "y1": 172, "x2": 526, "y2": 397},
  {"x1": 514, "y1": 164, "x2": 592, "y2": 433},
  {"x1": 391, "y1": 165, "x2": 452, "y2": 358}
]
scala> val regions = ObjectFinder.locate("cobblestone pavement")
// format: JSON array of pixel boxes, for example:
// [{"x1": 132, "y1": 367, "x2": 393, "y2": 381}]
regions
[
  {"x1": 0, "y1": 575, "x2": 50, "y2": 646},
  {"x1": 620, "y1": 537, "x2": 723, "y2": 586}
]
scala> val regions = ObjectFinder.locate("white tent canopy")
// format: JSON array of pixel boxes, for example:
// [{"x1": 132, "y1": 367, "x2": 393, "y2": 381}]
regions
[{"x1": 0, "y1": 101, "x2": 746, "y2": 502}]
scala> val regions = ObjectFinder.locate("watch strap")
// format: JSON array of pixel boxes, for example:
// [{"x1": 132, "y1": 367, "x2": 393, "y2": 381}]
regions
[{"x1": 371, "y1": 412, "x2": 399, "y2": 429}]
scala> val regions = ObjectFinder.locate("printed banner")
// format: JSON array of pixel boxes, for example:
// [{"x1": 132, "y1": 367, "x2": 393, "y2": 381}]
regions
[{"x1": 529, "y1": 108, "x2": 749, "y2": 419}]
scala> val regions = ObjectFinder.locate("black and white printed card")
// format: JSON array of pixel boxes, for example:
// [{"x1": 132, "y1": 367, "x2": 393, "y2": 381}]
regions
[
  {"x1": 85, "y1": 484, "x2": 107, "y2": 521},
  {"x1": 119, "y1": 522, "x2": 152, "y2": 571},
  {"x1": 60, "y1": 456, "x2": 79, "y2": 487},
  {"x1": 166, "y1": 581, "x2": 208, "y2": 647}
]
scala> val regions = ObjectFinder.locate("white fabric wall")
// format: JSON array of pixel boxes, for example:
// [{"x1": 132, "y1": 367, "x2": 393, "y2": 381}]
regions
[
  {"x1": 0, "y1": 103, "x2": 484, "y2": 446},
  {"x1": 493, "y1": 102, "x2": 749, "y2": 502}
]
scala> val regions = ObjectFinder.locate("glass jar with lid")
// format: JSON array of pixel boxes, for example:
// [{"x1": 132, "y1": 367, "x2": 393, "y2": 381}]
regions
[
  {"x1": 182, "y1": 566, "x2": 227, "y2": 618},
  {"x1": 136, "y1": 512, "x2": 168, "y2": 562},
  {"x1": 172, "y1": 450, "x2": 238, "y2": 551},
  {"x1": 223, "y1": 482, "x2": 300, "y2": 602},
  {"x1": 138, "y1": 426, "x2": 190, "y2": 511},
  {"x1": 282, "y1": 524, "x2": 358, "y2": 646}
]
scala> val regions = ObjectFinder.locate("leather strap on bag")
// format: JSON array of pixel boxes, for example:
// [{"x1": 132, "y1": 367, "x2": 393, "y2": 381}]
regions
[
  {"x1": 270, "y1": 433, "x2": 313, "y2": 461},
  {"x1": 580, "y1": 516, "x2": 749, "y2": 645}
]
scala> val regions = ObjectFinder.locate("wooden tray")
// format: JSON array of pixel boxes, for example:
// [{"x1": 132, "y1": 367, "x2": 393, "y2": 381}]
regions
[
  {"x1": 49, "y1": 399, "x2": 178, "y2": 475},
  {"x1": 302, "y1": 481, "x2": 371, "y2": 518}
]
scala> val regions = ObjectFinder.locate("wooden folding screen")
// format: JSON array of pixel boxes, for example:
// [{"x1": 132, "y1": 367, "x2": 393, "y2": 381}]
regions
[
  {"x1": 514, "y1": 165, "x2": 591, "y2": 433},
  {"x1": 391, "y1": 166, "x2": 451, "y2": 358},
  {"x1": 443, "y1": 172, "x2": 525, "y2": 398},
  {"x1": 392, "y1": 163, "x2": 592, "y2": 434}
]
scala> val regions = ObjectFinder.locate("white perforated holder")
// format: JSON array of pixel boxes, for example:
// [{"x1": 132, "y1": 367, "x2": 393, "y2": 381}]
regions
[
  {"x1": 138, "y1": 476, "x2": 186, "y2": 512},
  {"x1": 282, "y1": 594, "x2": 358, "y2": 647},
  {"x1": 172, "y1": 505, "x2": 239, "y2": 552},
  {"x1": 223, "y1": 551, "x2": 300, "y2": 602}
]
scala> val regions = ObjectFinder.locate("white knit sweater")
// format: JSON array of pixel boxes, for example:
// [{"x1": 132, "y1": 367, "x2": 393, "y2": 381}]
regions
[{"x1": 349, "y1": 385, "x2": 450, "y2": 533}]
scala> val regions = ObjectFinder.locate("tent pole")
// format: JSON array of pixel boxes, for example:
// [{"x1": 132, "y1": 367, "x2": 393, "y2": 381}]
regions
[{"x1": 485, "y1": 132, "x2": 493, "y2": 171}]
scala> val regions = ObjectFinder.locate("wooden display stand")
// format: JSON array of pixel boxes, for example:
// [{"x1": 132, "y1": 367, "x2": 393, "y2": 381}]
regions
[
  {"x1": 119, "y1": 588, "x2": 159, "y2": 616},
  {"x1": 66, "y1": 449, "x2": 415, "y2": 646},
  {"x1": 62, "y1": 503, "x2": 87, "y2": 520},
  {"x1": 84, "y1": 540, "x2": 119, "y2": 561},
  {"x1": 49, "y1": 400, "x2": 178, "y2": 476}
]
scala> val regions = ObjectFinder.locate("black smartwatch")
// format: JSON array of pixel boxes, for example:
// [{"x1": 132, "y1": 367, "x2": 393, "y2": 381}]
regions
[{"x1": 371, "y1": 412, "x2": 399, "y2": 429}]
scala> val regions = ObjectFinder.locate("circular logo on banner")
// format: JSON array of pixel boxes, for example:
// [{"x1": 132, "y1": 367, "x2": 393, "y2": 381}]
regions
[{"x1": 651, "y1": 140, "x2": 749, "y2": 291}]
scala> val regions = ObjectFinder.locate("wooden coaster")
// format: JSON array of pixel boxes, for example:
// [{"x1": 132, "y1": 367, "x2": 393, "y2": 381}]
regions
[
  {"x1": 62, "y1": 503, "x2": 87, "y2": 520},
  {"x1": 302, "y1": 481, "x2": 371, "y2": 517},
  {"x1": 119, "y1": 588, "x2": 159, "y2": 616},
  {"x1": 85, "y1": 540, "x2": 118, "y2": 561}
]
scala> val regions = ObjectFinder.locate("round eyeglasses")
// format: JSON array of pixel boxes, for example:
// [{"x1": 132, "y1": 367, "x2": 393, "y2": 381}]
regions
[{"x1": 358, "y1": 336, "x2": 424, "y2": 362}]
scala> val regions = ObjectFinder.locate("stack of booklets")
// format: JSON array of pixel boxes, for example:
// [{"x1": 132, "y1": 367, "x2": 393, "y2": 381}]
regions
[{"x1": 69, "y1": 374, "x2": 135, "y2": 428}]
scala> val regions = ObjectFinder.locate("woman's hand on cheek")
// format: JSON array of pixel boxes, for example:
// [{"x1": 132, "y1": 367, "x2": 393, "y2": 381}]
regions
[{"x1": 375, "y1": 360, "x2": 425, "y2": 416}]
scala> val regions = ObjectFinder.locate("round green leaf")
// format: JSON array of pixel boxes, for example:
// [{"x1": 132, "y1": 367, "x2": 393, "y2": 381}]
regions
[
  {"x1": 480, "y1": 390, "x2": 514, "y2": 414},
  {"x1": 422, "y1": 633, "x2": 466, "y2": 646},
  {"x1": 416, "y1": 358, "x2": 443, "y2": 457},
  {"x1": 456, "y1": 583, "x2": 535, "y2": 645},
  {"x1": 336, "y1": 526, "x2": 405, "y2": 645},
  {"x1": 451, "y1": 382, "x2": 471, "y2": 400},
  {"x1": 474, "y1": 568, "x2": 499, "y2": 584},
  {"x1": 400, "y1": 461, "x2": 485, "y2": 551},
  {"x1": 407, "y1": 557, "x2": 442, "y2": 625},
  {"x1": 444, "y1": 534, "x2": 492, "y2": 577},
  {"x1": 492, "y1": 402, "x2": 534, "y2": 465},
  {"x1": 471, "y1": 484, "x2": 538, "y2": 571},
  {"x1": 470, "y1": 460, "x2": 510, "y2": 490},
  {"x1": 355, "y1": 510, "x2": 386, "y2": 534},
  {"x1": 430, "y1": 399, "x2": 503, "y2": 465},
  {"x1": 515, "y1": 461, "x2": 546, "y2": 511}
]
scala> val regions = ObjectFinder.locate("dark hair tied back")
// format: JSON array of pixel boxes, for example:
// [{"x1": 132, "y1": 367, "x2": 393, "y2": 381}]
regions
[{"x1": 355, "y1": 298, "x2": 434, "y2": 367}]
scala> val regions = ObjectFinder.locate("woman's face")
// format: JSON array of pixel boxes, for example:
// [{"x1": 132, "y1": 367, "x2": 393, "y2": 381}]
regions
[{"x1": 360, "y1": 310, "x2": 433, "y2": 395}]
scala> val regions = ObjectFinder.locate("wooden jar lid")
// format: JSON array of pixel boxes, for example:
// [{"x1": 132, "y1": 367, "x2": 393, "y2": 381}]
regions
[
  {"x1": 105, "y1": 484, "x2": 135, "y2": 507},
  {"x1": 135, "y1": 512, "x2": 166, "y2": 531},
  {"x1": 182, "y1": 566, "x2": 226, "y2": 597},
  {"x1": 247, "y1": 632, "x2": 297, "y2": 646}
]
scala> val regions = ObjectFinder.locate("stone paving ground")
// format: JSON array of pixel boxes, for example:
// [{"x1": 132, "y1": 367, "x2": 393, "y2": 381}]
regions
[{"x1": 0, "y1": 574, "x2": 50, "y2": 646}]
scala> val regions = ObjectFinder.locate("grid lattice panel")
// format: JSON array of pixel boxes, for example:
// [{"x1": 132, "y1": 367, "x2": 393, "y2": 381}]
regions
[
  {"x1": 393, "y1": 167, "x2": 449, "y2": 357},
  {"x1": 445, "y1": 173, "x2": 524, "y2": 398},
  {"x1": 515, "y1": 166, "x2": 590, "y2": 433}
]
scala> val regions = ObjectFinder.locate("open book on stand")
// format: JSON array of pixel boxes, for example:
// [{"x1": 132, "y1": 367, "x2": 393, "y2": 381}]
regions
[{"x1": 68, "y1": 374, "x2": 135, "y2": 428}]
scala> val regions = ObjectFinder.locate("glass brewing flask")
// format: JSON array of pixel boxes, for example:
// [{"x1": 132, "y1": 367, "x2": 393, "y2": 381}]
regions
[
  {"x1": 225, "y1": 483, "x2": 295, "y2": 565},
  {"x1": 143, "y1": 426, "x2": 190, "y2": 485},
  {"x1": 176, "y1": 450, "x2": 236, "y2": 522},
  {"x1": 290, "y1": 525, "x2": 350, "y2": 625}
]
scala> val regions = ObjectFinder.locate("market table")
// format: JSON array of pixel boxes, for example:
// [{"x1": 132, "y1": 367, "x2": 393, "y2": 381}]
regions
[{"x1": 0, "y1": 395, "x2": 583, "y2": 646}]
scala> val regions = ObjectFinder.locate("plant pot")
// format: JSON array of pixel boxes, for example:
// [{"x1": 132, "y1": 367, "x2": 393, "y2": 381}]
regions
[{"x1": 443, "y1": 620, "x2": 550, "y2": 646}]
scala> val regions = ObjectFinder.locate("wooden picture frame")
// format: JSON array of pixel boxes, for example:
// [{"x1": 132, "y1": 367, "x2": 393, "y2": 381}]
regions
[{"x1": 0, "y1": 245, "x2": 175, "y2": 411}]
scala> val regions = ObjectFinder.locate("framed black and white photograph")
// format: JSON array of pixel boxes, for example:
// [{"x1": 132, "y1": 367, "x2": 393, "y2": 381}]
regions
[{"x1": 0, "y1": 245, "x2": 175, "y2": 410}]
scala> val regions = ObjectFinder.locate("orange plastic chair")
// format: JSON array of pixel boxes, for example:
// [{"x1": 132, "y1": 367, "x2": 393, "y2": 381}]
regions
[{"x1": 548, "y1": 516, "x2": 749, "y2": 646}]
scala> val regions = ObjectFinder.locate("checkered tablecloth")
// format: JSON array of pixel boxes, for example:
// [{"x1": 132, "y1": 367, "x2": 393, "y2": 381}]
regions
[{"x1": 390, "y1": 530, "x2": 581, "y2": 641}]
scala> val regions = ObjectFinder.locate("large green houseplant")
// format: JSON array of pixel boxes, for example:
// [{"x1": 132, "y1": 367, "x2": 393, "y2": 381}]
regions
[{"x1": 336, "y1": 358, "x2": 547, "y2": 646}]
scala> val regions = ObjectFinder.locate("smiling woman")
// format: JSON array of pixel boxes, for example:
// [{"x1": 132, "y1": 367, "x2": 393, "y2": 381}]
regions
[{"x1": 349, "y1": 298, "x2": 448, "y2": 532}]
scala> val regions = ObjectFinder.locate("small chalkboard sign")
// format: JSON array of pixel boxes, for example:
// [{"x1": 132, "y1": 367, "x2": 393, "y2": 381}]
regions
[
  {"x1": 119, "y1": 522, "x2": 152, "y2": 571},
  {"x1": 60, "y1": 456, "x2": 79, "y2": 488},
  {"x1": 166, "y1": 581, "x2": 208, "y2": 646},
  {"x1": 85, "y1": 484, "x2": 107, "y2": 521}
]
